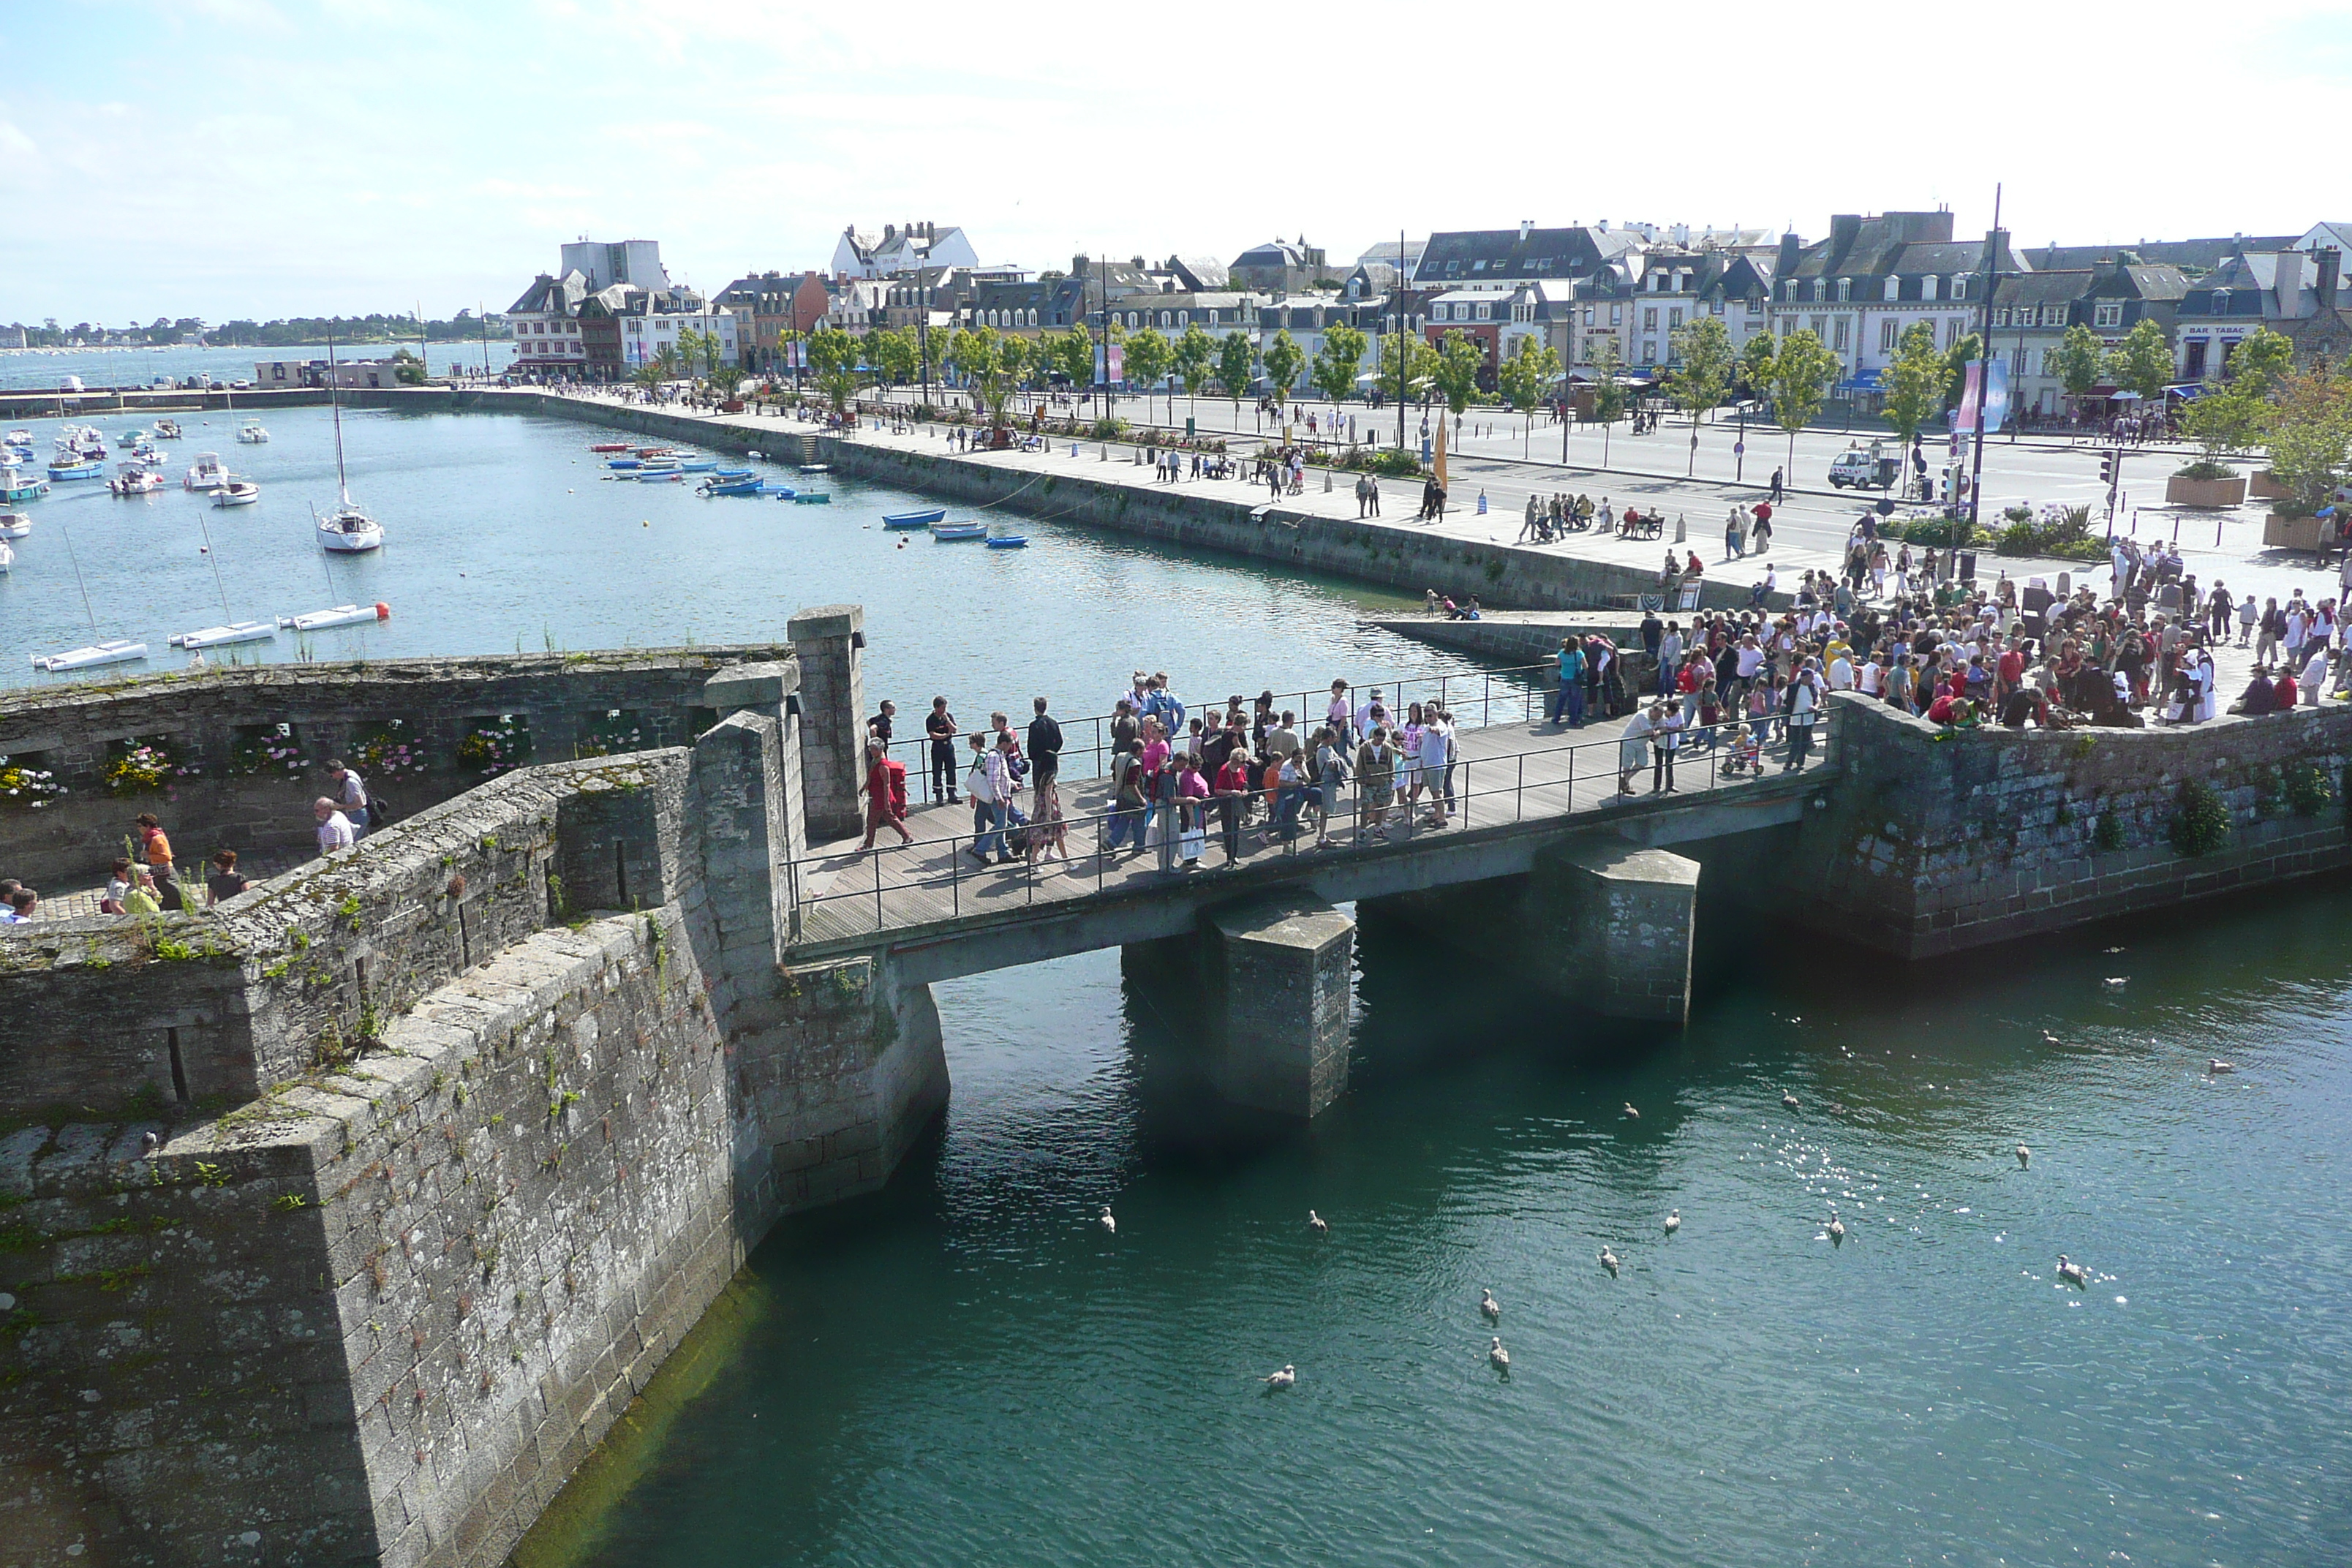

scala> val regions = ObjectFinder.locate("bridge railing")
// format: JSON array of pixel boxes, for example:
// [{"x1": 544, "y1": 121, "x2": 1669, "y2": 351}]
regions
[
  {"x1": 872, "y1": 660, "x2": 1582, "y2": 799},
  {"x1": 798, "y1": 707, "x2": 1837, "y2": 940}
]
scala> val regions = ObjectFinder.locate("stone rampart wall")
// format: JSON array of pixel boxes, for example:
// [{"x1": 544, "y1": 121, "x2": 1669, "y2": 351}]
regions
[
  {"x1": 1800, "y1": 695, "x2": 2352, "y2": 957},
  {"x1": 0, "y1": 647, "x2": 781, "y2": 892}
]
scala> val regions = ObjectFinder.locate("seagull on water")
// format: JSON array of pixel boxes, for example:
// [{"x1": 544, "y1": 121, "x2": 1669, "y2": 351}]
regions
[
  {"x1": 1664, "y1": 1209, "x2": 1681, "y2": 1236},
  {"x1": 2016, "y1": 1143, "x2": 2031, "y2": 1169},
  {"x1": 1308, "y1": 1209, "x2": 1329, "y2": 1235},
  {"x1": 1782, "y1": 1090, "x2": 1801, "y2": 1111},
  {"x1": 1098, "y1": 1205, "x2": 1116, "y2": 1235},
  {"x1": 1263, "y1": 1364, "x2": 1296, "y2": 1389},
  {"x1": 2208, "y1": 1059, "x2": 2236, "y2": 1075},
  {"x1": 2056, "y1": 1255, "x2": 2088, "y2": 1288},
  {"x1": 1828, "y1": 1211, "x2": 1847, "y2": 1246},
  {"x1": 1480, "y1": 1288, "x2": 1501, "y2": 1320},
  {"x1": 2103, "y1": 977, "x2": 2127, "y2": 991},
  {"x1": 1489, "y1": 1337, "x2": 1510, "y2": 1371},
  {"x1": 1598, "y1": 1247, "x2": 1621, "y2": 1277},
  {"x1": 1622, "y1": 1102, "x2": 1640, "y2": 1120}
]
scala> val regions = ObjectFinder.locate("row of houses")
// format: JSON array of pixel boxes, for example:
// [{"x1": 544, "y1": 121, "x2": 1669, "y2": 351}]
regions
[{"x1": 502, "y1": 217, "x2": 2352, "y2": 418}]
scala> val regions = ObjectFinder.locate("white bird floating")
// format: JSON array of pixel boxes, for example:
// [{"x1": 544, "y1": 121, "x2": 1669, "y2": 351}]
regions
[
  {"x1": 1098, "y1": 1205, "x2": 1116, "y2": 1235},
  {"x1": 2208, "y1": 1059, "x2": 2236, "y2": 1075},
  {"x1": 1828, "y1": 1213, "x2": 1847, "y2": 1246},
  {"x1": 2016, "y1": 1143, "x2": 2032, "y2": 1169},
  {"x1": 1262, "y1": 1364, "x2": 1296, "y2": 1389},
  {"x1": 2103, "y1": 977, "x2": 2127, "y2": 991},
  {"x1": 1781, "y1": 1090, "x2": 1801, "y2": 1111},
  {"x1": 1488, "y1": 1337, "x2": 1510, "y2": 1371},
  {"x1": 1480, "y1": 1288, "x2": 1501, "y2": 1320},
  {"x1": 1308, "y1": 1209, "x2": 1329, "y2": 1235},
  {"x1": 1598, "y1": 1247, "x2": 1621, "y2": 1277},
  {"x1": 1622, "y1": 1102, "x2": 1640, "y2": 1120},
  {"x1": 1664, "y1": 1209, "x2": 1681, "y2": 1236},
  {"x1": 2056, "y1": 1254, "x2": 2088, "y2": 1288}
]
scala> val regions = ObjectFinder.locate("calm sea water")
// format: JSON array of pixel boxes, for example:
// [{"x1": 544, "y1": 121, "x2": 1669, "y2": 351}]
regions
[
  {"x1": 13, "y1": 403, "x2": 2340, "y2": 1567},
  {"x1": 0, "y1": 341, "x2": 516, "y2": 393}
]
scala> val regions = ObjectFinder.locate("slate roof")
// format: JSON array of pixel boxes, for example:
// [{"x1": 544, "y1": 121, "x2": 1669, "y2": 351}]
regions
[
  {"x1": 2023, "y1": 236, "x2": 2298, "y2": 276},
  {"x1": 1414, "y1": 227, "x2": 1640, "y2": 284}
]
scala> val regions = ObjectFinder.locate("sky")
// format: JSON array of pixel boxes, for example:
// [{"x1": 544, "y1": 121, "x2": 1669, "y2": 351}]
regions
[{"x1": 4, "y1": 0, "x2": 2349, "y2": 325}]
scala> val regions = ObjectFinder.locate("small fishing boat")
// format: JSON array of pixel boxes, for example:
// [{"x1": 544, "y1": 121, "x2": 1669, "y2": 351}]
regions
[
  {"x1": 169, "y1": 620, "x2": 277, "y2": 649},
  {"x1": 984, "y1": 533, "x2": 1029, "y2": 549},
  {"x1": 883, "y1": 508, "x2": 946, "y2": 529},
  {"x1": 278, "y1": 602, "x2": 390, "y2": 632},
  {"x1": 797, "y1": 464, "x2": 830, "y2": 475},
  {"x1": 118, "y1": 429, "x2": 148, "y2": 448},
  {"x1": 0, "y1": 468, "x2": 48, "y2": 503},
  {"x1": 184, "y1": 453, "x2": 227, "y2": 489},
  {"x1": 791, "y1": 492, "x2": 832, "y2": 505},
  {"x1": 4, "y1": 429, "x2": 30, "y2": 445},
  {"x1": 762, "y1": 484, "x2": 796, "y2": 499},
  {"x1": 711, "y1": 467, "x2": 753, "y2": 479},
  {"x1": 211, "y1": 480, "x2": 261, "y2": 507},
  {"x1": 930, "y1": 520, "x2": 987, "y2": 540},
  {"x1": 606, "y1": 456, "x2": 642, "y2": 470},
  {"x1": 637, "y1": 470, "x2": 685, "y2": 483},
  {"x1": 109, "y1": 462, "x2": 165, "y2": 496},
  {"x1": 637, "y1": 457, "x2": 682, "y2": 472},
  {"x1": 33, "y1": 638, "x2": 148, "y2": 673},
  {"x1": 697, "y1": 475, "x2": 764, "y2": 496},
  {"x1": 48, "y1": 454, "x2": 105, "y2": 481},
  {"x1": 0, "y1": 512, "x2": 31, "y2": 539},
  {"x1": 235, "y1": 418, "x2": 270, "y2": 444},
  {"x1": 588, "y1": 441, "x2": 630, "y2": 453},
  {"x1": 635, "y1": 446, "x2": 679, "y2": 459},
  {"x1": 679, "y1": 458, "x2": 717, "y2": 472},
  {"x1": 153, "y1": 418, "x2": 183, "y2": 439}
]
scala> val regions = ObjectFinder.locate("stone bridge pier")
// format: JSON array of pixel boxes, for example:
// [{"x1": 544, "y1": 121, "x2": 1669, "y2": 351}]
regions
[{"x1": 1123, "y1": 894, "x2": 1357, "y2": 1118}]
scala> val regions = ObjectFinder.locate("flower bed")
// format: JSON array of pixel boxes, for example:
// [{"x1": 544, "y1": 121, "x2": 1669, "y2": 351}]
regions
[
  {"x1": 572, "y1": 709, "x2": 647, "y2": 759},
  {"x1": 457, "y1": 715, "x2": 532, "y2": 776},
  {"x1": 106, "y1": 738, "x2": 195, "y2": 796},
  {"x1": 229, "y1": 723, "x2": 309, "y2": 778},
  {"x1": 350, "y1": 719, "x2": 431, "y2": 781},
  {"x1": 0, "y1": 754, "x2": 66, "y2": 810}
]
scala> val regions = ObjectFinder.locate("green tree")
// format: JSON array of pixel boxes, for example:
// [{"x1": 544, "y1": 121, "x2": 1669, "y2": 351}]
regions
[
  {"x1": 1880, "y1": 322, "x2": 1956, "y2": 446},
  {"x1": 1588, "y1": 334, "x2": 1631, "y2": 467},
  {"x1": 864, "y1": 327, "x2": 919, "y2": 392},
  {"x1": 2262, "y1": 365, "x2": 2352, "y2": 513},
  {"x1": 775, "y1": 326, "x2": 804, "y2": 391},
  {"x1": 1173, "y1": 324, "x2": 1215, "y2": 425},
  {"x1": 1376, "y1": 331, "x2": 1436, "y2": 408},
  {"x1": 2180, "y1": 377, "x2": 2267, "y2": 469},
  {"x1": 2226, "y1": 323, "x2": 2293, "y2": 397},
  {"x1": 2053, "y1": 323, "x2": 2105, "y2": 406},
  {"x1": 1667, "y1": 315, "x2": 1735, "y2": 474},
  {"x1": 805, "y1": 325, "x2": 862, "y2": 417},
  {"x1": 650, "y1": 344, "x2": 683, "y2": 383},
  {"x1": 1941, "y1": 333, "x2": 1982, "y2": 415},
  {"x1": 390, "y1": 347, "x2": 426, "y2": 386},
  {"x1": 1123, "y1": 325, "x2": 1175, "y2": 423},
  {"x1": 1262, "y1": 328, "x2": 1305, "y2": 407},
  {"x1": 1766, "y1": 328, "x2": 1839, "y2": 474},
  {"x1": 1737, "y1": 330, "x2": 1777, "y2": 396},
  {"x1": 2103, "y1": 317, "x2": 2173, "y2": 404},
  {"x1": 1496, "y1": 336, "x2": 1561, "y2": 458},
  {"x1": 708, "y1": 364, "x2": 746, "y2": 400},
  {"x1": 672, "y1": 328, "x2": 712, "y2": 382},
  {"x1": 1215, "y1": 331, "x2": 1256, "y2": 423},
  {"x1": 1309, "y1": 323, "x2": 1369, "y2": 424},
  {"x1": 631, "y1": 361, "x2": 666, "y2": 391},
  {"x1": 1430, "y1": 332, "x2": 1483, "y2": 425},
  {"x1": 1044, "y1": 327, "x2": 1095, "y2": 395}
]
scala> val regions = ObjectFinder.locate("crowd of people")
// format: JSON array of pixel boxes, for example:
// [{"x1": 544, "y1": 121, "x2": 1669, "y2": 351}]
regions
[{"x1": 853, "y1": 674, "x2": 1469, "y2": 874}]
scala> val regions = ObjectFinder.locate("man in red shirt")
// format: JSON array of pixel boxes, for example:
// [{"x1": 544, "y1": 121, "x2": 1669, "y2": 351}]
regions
[
  {"x1": 1213, "y1": 748, "x2": 1256, "y2": 862},
  {"x1": 857, "y1": 742, "x2": 911, "y2": 851},
  {"x1": 1995, "y1": 638, "x2": 2027, "y2": 709}
]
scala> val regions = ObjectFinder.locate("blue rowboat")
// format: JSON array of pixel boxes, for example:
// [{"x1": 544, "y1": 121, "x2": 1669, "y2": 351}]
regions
[
  {"x1": 679, "y1": 459, "x2": 717, "y2": 472},
  {"x1": 712, "y1": 467, "x2": 753, "y2": 479},
  {"x1": 984, "y1": 534, "x2": 1029, "y2": 549},
  {"x1": 791, "y1": 492, "x2": 832, "y2": 505},
  {"x1": 930, "y1": 521, "x2": 987, "y2": 540},
  {"x1": 48, "y1": 457, "x2": 105, "y2": 480},
  {"x1": 698, "y1": 476, "x2": 763, "y2": 496},
  {"x1": 762, "y1": 484, "x2": 796, "y2": 498},
  {"x1": 883, "y1": 508, "x2": 943, "y2": 529},
  {"x1": 606, "y1": 456, "x2": 641, "y2": 470}
]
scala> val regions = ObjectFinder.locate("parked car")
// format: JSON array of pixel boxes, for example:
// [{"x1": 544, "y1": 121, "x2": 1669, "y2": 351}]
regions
[{"x1": 1827, "y1": 448, "x2": 1899, "y2": 489}]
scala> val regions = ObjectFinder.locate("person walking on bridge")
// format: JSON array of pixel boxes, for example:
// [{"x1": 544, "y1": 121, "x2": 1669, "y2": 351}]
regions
[
  {"x1": 1027, "y1": 698, "x2": 1063, "y2": 794},
  {"x1": 925, "y1": 697, "x2": 960, "y2": 804}
]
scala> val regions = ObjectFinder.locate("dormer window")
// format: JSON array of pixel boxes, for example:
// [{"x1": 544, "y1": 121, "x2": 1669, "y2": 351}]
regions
[
  {"x1": 1884, "y1": 276, "x2": 1900, "y2": 301},
  {"x1": 1953, "y1": 276, "x2": 1970, "y2": 300},
  {"x1": 1836, "y1": 278, "x2": 1852, "y2": 302},
  {"x1": 1474, "y1": 303, "x2": 1491, "y2": 322},
  {"x1": 1923, "y1": 276, "x2": 1940, "y2": 301},
  {"x1": 2212, "y1": 289, "x2": 2232, "y2": 314}
]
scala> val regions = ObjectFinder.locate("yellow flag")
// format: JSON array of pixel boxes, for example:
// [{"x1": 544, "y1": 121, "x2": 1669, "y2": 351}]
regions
[{"x1": 1433, "y1": 415, "x2": 1449, "y2": 492}]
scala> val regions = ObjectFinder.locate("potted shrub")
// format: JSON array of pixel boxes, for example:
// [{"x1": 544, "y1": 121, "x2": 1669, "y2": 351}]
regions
[
  {"x1": 2259, "y1": 366, "x2": 2352, "y2": 554},
  {"x1": 2170, "y1": 378, "x2": 2260, "y2": 506},
  {"x1": 2165, "y1": 459, "x2": 2247, "y2": 508},
  {"x1": 2250, "y1": 470, "x2": 2289, "y2": 501}
]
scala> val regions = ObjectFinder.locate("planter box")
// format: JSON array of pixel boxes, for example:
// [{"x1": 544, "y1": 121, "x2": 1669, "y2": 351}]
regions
[
  {"x1": 2165, "y1": 474, "x2": 2247, "y2": 508},
  {"x1": 2250, "y1": 470, "x2": 2289, "y2": 502},
  {"x1": 2264, "y1": 512, "x2": 2328, "y2": 551}
]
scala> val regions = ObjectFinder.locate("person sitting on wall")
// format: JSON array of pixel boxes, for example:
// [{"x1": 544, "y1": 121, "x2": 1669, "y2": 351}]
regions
[{"x1": 2232, "y1": 666, "x2": 2278, "y2": 717}]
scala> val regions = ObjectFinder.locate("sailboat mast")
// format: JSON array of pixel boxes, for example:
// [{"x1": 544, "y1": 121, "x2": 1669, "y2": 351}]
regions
[{"x1": 327, "y1": 328, "x2": 350, "y2": 505}]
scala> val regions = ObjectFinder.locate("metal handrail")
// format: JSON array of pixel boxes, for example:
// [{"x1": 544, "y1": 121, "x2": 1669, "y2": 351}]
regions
[{"x1": 800, "y1": 707, "x2": 1836, "y2": 937}]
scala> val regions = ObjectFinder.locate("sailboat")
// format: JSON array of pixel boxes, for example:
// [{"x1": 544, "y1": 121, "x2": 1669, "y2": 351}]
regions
[{"x1": 318, "y1": 336, "x2": 384, "y2": 553}]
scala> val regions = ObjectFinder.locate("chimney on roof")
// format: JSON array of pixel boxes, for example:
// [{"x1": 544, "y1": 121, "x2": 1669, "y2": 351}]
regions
[
  {"x1": 2279, "y1": 249, "x2": 2306, "y2": 316},
  {"x1": 1520, "y1": 219, "x2": 1533, "y2": 239},
  {"x1": 2320, "y1": 246, "x2": 2342, "y2": 308},
  {"x1": 883, "y1": 223, "x2": 897, "y2": 244}
]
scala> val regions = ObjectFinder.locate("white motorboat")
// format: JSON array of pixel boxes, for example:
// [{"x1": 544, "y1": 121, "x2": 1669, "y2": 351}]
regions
[
  {"x1": 118, "y1": 429, "x2": 147, "y2": 449},
  {"x1": 33, "y1": 639, "x2": 148, "y2": 673},
  {"x1": 277, "y1": 602, "x2": 390, "y2": 632},
  {"x1": 184, "y1": 452, "x2": 227, "y2": 489},
  {"x1": 0, "y1": 539, "x2": 11, "y2": 573},
  {"x1": 110, "y1": 461, "x2": 165, "y2": 496},
  {"x1": 211, "y1": 480, "x2": 261, "y2": 507},
  {"x1": 319, "y1": 504, "x2": 382, "y2": 550},
  {"x1": 314, "y1": 337, "x2": 383, "y2": 553},
  {"x1": 0, "y1": 512, "x2": 31, "y2": 540},
  {"x1": 169, "y1": 620, "x2": 277, "y2": 649},
  {"x1": 235, "y1": 419, "x2": 269, "y2": 444},
  {"x1": 153, "y1": 418, "x2": 183, "y2": 440},
  {"x1": 4, "y1": 429, "x2": 30, "y2": 445}
]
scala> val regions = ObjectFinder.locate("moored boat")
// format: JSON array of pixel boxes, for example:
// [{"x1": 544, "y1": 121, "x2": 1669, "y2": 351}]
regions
[
  {"x1": 791, "y1": 492, "x2": 831, "y2": 504},
  {"x1": 797, "y1": 464, "x2": 830, "y2": 475},
  {"x1": 320, "y1": 503, "x2": 382, "y2": 550},
  {"x1": 588, "y1": 441, "x2": 630, "y2": 453},
  {"x1": 0, "y1": 512, "x2": 31, "y2": 539},
  {"x1": 168, "y1": 620, "x2": 277, "y2": 649},
  {"x1": 33, "y1": 639, "x2": 148, "y2": 673},
  {"x1": 697, "y1": 475, "x2": 764, "y2": 496},
  {"x1": 930, "y1": 520, "x2": 987, "y2": 540},
  {"x1": 606, "y1": 456, "x2": 642, "y2": 470},
  {"x1": 153, "y1": 418, "x2": 183, "y2": 439},
  {"x1": 118, "y1": 429, "x2": 147, "y2": 448},
  {"x1": 883, "y1": 508, "x2": 946, "y2": 529},
  {"x1": 0, "y1": 467, "x2": 49, "y2": 504},
  {"x1": 184, "y1": 452, "x2": 227, "y2": 489},
  {"x1": 235, "y1": 419, "x2": 270, "y2": 444},
  {"x1": 47, "y1": 455, "x2": 105, "y2": 481},
  {"x1": 109, "y1": 461, "x2": 165, "y2": 496},
  {"x1": 277, "y1": 602, "x2": 391, "y2": 632},
  {"x1": 984, "y1": 533, "x2": 1029, "y2": 549},
  {"x1": 211, "y1": 480, "x2": 261, "y2": 507},
  {"x1": 0, "y1": 539, "x2": 12, "y2": 573}
]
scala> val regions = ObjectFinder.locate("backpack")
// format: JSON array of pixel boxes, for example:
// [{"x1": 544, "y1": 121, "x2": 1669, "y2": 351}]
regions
[{"x1": 368, "y1": 794, "x2": 394, "y2": 828}]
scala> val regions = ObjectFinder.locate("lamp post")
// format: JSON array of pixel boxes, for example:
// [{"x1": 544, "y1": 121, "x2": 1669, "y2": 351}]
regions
[{"x1": 1967, "y1": 184, "x2": 2003, "y2": 543}]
